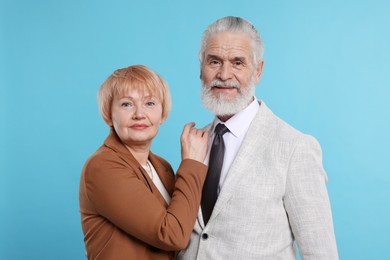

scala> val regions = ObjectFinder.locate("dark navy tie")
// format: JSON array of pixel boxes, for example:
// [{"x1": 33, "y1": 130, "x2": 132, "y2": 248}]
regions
[{"x1": 201, "y1": 123, "x2": 229, "y2": 225}]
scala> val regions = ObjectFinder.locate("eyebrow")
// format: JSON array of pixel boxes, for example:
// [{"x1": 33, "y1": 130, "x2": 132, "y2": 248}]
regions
[
  {"x1": 206, "y1": 54, "x2": 222, "y2": 61},
  {"x1": 206, "y1": 54, "x2": 247, "y2": 62},
  {"x1": 232, "y1": 56, "x2": 247, "y2": 62}
]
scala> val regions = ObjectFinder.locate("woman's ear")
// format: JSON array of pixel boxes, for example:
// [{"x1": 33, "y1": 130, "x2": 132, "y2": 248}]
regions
[{"x1": 105, "y1": 117, "x2": 113, "y2": 127}]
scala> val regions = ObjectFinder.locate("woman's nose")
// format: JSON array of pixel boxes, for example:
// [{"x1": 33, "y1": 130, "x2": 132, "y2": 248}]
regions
[{"x1": 132, "y1": 106, "x2": 145, "y2": 119}]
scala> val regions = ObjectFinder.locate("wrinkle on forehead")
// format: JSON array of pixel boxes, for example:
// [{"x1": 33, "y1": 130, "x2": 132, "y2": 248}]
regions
[{"x1": 205, "y1": 32, "x2": 252, "y2": 61}]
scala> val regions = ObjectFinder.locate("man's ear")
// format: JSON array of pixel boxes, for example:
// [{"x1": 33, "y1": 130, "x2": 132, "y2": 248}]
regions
[{"x1": 254, "y1": 61, "x2": 264, "y2": 84}]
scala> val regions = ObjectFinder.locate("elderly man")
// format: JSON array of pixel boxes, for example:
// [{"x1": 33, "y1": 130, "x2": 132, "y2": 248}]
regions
[{"x1": 178, "y1": 16, "x2": 338, "y2": 259}]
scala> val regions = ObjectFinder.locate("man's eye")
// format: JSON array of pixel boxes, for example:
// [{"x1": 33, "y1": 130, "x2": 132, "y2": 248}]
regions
[
  {"x1": 209, "y1": 60, "x2": 221, "y2": 66},
  {"x1": 234, "y1": 61, "x2": 243, "y2": 66}
]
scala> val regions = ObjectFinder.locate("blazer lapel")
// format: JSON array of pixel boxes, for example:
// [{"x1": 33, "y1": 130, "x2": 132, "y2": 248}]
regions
[
  {"x1": 149, "y1": 153, "x2": 175, "y2": 195},
  {"x1": 208, "y1": 101, "x2": 275, "y2": 223},
  {"x1": 104, "y1": 129, "x2": 174, "y2": 207}
]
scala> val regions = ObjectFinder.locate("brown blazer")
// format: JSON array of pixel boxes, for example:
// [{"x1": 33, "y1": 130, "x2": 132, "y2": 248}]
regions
[{"x1": 79, "y1": 130, "x2": 207, "y2": 259}]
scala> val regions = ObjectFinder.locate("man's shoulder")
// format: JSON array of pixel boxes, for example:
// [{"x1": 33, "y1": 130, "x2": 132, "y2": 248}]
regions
[
  {"x1": 202, "y1": 122, "x2": 213, "y2": 132},
  {"x1": 255, "y1": 101, "x2": 314, "y2": 142}
]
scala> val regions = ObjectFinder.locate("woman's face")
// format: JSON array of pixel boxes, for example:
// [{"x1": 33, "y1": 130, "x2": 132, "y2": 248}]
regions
[{"x1": 109, "y1": 89, "x2": 163, "y2": 148}]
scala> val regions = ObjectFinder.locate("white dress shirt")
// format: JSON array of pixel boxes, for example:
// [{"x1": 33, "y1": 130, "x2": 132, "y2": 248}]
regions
[{"x1": 204, "y1": 97, "x2": 260, "y2": 193}]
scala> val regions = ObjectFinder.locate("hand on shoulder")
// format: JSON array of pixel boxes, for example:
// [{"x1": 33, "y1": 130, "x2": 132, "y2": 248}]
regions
[{"x1": 180, "y1": 122, "x2": 209, "y2": 162}]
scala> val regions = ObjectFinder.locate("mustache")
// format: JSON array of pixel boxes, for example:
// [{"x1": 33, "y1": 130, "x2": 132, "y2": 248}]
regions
[{"x1": 208, "y1": 80, "x2": 240, "y2": 89}]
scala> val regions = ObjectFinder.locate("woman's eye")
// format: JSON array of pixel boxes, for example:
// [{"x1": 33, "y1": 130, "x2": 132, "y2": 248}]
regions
[
  {"x1": 146, "y1": 101, "x2": 155, "y2": 107},
  {"x1": 121, "y1": 102, "x2": 132, "y2": 107}
]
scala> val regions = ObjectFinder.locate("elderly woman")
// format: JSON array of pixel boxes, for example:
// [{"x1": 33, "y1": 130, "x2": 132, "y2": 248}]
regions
[{"x1": 79, "y1": 65, "x2": 208, "y2": 259}]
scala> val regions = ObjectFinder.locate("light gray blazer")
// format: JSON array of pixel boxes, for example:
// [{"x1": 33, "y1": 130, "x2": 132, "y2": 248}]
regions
[{"x1": 178, "y1": 101, "x2": 338, "y2": 260}]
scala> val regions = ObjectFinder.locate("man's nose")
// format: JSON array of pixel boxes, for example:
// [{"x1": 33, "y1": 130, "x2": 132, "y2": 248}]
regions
[{"x1": 217, "y1": 63, "x2": 233, "y2": 81}]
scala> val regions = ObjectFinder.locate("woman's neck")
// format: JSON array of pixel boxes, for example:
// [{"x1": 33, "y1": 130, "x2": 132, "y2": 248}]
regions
[{"x1": 125, "y1": 144, "x2": 150, "y2": 166}]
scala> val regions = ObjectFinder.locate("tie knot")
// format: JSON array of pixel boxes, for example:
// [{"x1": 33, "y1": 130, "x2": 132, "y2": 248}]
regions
[{"x1": 214, "y1": 123, "x2": 229, "y2": 136}]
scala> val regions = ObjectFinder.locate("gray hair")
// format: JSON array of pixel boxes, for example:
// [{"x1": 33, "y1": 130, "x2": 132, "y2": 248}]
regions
[{"x1": 199, "y1": 16, "x2": 264, "y2": 67}]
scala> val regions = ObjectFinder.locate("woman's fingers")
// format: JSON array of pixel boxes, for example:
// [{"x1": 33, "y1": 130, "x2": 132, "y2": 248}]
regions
[
  {"x1": 181, "y1": 122, "x2": 196, "y2": 139},
  {"x1": 180, "y1": 122, "x2": 209, "y2": 162},
  {"x1": 188, "y1": 125, "x2": 208, "y2": 138}
]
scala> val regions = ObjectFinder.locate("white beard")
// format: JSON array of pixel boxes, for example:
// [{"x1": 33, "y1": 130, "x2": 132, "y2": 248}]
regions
[{"x1": 201, "y1": 79, "x2": 256, "y2": 117}]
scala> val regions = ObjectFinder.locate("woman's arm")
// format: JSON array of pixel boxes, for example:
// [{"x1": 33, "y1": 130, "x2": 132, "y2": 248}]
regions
[{"x1": 82, "y1": 123, "x2": 208, "y2": 251}]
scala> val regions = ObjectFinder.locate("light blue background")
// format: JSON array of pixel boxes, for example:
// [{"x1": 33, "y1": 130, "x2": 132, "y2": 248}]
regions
[{"x1": 1, "y1": 0, "x2": 389, "y2": 259}]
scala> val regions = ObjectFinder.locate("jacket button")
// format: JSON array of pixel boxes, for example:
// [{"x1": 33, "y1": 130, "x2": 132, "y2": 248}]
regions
[{"x1": 202, "y1": 233, "x2": 208, "y2": 240}]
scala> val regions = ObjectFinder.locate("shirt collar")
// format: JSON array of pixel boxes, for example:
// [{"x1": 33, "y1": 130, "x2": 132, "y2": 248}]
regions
[{"x1": 212, "y1": 97, "x2": 260, "y2": 138}]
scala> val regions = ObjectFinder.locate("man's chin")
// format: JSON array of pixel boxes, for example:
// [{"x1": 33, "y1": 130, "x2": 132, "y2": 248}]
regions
[
  {"x1": 202, "y1": 83, "x2": 256, "y2": 116},
  {"x1": 202, "y1": 97, "x2": 245, "y2": 117}
]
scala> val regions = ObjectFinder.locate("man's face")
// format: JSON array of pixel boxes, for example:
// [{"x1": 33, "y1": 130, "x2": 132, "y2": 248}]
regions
[{"x1": 201, "y1": 31, "x2": 263, "y2": 118}]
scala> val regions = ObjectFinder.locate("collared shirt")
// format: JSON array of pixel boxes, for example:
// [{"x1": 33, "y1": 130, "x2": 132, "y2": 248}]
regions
[{"x1": 204, "y1": 97, "x2": 260, "y2": 193}]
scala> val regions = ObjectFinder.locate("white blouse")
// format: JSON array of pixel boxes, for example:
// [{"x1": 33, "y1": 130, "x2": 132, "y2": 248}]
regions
[{"x1": 143, "y1": 160, "x2": 171, "y2": 204}]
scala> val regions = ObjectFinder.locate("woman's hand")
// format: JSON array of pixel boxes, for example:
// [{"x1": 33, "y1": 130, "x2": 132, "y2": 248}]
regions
[{"x1": 180, "y1": 122, "x2": 209, "y2": 162}]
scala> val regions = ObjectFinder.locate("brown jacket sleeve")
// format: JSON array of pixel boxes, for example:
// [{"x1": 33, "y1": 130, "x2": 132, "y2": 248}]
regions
[{"x1": 82, "y1": 151, "x2": 207, "y2": 251}]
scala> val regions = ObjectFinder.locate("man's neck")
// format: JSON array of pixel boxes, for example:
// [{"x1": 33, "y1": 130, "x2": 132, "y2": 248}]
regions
[{"x1": 217, "y1": 115, "x2": 233, "y2": 122}]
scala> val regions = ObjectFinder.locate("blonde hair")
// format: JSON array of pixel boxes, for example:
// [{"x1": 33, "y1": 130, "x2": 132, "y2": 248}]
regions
[{"x1": 98, "y1": 65, "x2": 171, "y2": 125}]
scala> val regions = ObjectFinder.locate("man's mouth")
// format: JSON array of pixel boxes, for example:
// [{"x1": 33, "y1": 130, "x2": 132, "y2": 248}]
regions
[
  {"x1": 212, "y1": 85, "x2": 237, "y2": 92},
  {"x1": 213, "y1": 85, "x2": 235, "y2": 89}
]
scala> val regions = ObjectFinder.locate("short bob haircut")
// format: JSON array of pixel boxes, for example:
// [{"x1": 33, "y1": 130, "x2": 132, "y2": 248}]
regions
[{"x1": 98, "y1": 65, "x2": 172, "y2": 125}]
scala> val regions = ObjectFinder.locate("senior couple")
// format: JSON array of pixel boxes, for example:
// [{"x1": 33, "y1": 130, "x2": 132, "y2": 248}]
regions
[{"x1": 79, "y1": 16, "x2": 338, "y2": 259}]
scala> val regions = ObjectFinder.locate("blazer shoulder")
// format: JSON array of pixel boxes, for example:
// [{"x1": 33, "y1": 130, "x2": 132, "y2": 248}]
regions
[
  {"x1": 258, "y1": 102, "x2": 319, "y2": 145},
  {"x1": 82, "y1": 145, "x2": 132, "y2": 178}
]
